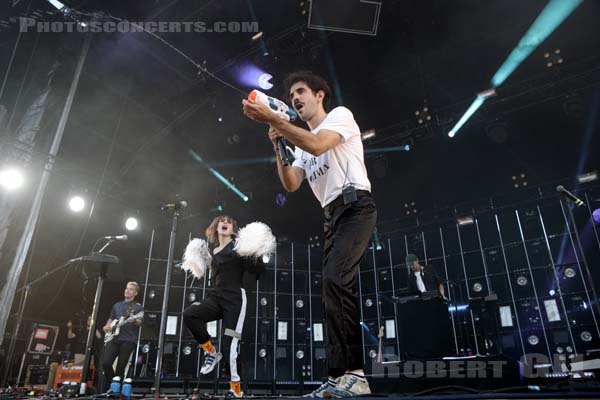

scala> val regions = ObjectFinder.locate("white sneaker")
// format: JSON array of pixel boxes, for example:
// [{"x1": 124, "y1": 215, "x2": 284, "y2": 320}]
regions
[
  {"x1": 303, "y1": 378, "x2": 339, "y2": 398},
  {"x1": 329, "y1": 373, "x2": 371, "y2": 397},
  {"x1": 200, "y1": 352, "x2": 222, "y2": 375}
]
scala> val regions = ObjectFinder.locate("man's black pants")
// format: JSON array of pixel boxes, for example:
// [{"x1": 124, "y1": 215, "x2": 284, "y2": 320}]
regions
[
  {"x1": 322, "y1": 191, "x2": 377, "y2": 378},
  {"x1": 101, "y1": 339, "x2": 136, "y2": 389}
]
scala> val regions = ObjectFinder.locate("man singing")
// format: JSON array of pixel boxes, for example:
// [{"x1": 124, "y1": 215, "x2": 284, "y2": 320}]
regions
[
  {"x1": 243, "y1": 71, "x2": 377, "y2": 397},
  {"x1": 406, "y1": 254, "x2": 445, "y2": 297}
]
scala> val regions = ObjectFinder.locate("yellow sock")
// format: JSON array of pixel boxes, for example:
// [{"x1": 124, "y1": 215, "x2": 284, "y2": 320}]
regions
[
  {"x1": 230, "y1": 381, "x2": 241, "y2": 396},
  {"x1": 201, "y1": 340, "x2": 215, "y2": 354}
]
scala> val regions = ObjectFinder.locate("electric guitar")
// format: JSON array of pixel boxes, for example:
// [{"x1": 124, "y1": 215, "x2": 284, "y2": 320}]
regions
[{"x1": 104, "y1": 311, "x2": 144, "y2": 344}]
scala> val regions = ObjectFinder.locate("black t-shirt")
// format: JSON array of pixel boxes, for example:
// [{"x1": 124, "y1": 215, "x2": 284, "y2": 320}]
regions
[
  {"x1": 210, "y1": 241, "x2": 265, "y2": 289},
  {"x1": 109, "y1": 300, "x2": 144, "y2": 343}
]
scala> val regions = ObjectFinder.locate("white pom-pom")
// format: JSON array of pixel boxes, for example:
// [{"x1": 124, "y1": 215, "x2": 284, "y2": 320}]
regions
[
  {"x1": 181, "y1": 238, "x2": 211, "y2": 279},
  {"x1": 234, "y1": 222, "x2": 276, "y2": 259}
]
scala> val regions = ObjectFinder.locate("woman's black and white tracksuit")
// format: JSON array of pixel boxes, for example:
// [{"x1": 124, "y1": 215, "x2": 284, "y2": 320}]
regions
[{"x1": 183, "y1": 241, "x2": 263, "y2": 381}]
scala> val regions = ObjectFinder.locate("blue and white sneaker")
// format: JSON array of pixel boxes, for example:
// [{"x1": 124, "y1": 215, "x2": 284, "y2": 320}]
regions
[
  {"x1": 303, "y1": 377, "x2": 339, "y2": 398},
  {"x1": 200, "y1": 351, "x2": 222, "y2": 375},
  {"x1": 329, "y1": 373, "x2": 371, "y2": 397}
]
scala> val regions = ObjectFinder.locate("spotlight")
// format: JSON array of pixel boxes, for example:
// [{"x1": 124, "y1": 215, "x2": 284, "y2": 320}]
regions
[
  {"x1": 148, "y1": 290, "x2": 157, "y2": 300},
  {"x1": 262, "y1": 254, "x2": 271, "y2": 263},
  {"x1": 511, "y1": 173, "x2": 528, "y2": 188},
  {"x1": 365, "y1": 299, "x2": 373, "y2": 308},
  {"x1": 295, "y1": 299, "x2": 304, "y2": 309},
  {"x1": 361, "y1": 129, "x2": 376, "y2": 141},
  {"x1": 577, "y1": 171, "x2": 598, "y2": 184},
  {"x1": 125, "y1": 217, "x2": 138, "y2": 231},
  {"x1": 295, "y1": 350, "x2": 305, "y2": 359},
  {"x1": 565, "y1": 345, "x2": 573, "y2": 353},
  {"x1": 473, "y1": 282, "x2": 483, "y2": 293},
  {"x1": 593, "y1": 209, "x2": 600, "y2": 225},
  {"x1": 47, "y1": 0, "x2": 67, "y2": 11},
  {"x1": 258, "y1": 348, "x2": 267, "y2": 358},
  {"x1": 477, "y1": 88, "x2": 497, "y2": 99},
  {"x1": 218, "y1": 116, "x2": 223, "y2": 122},
  {"x1": 528, "y1": 335, "x2": 539, "y2": 346},
  {"x1": 457, "y1": 215, "x2": 474, "y2": 226},
  {"x1": 581, "y1": 331, "x2": 592, "y2": 342},
  {"x1": 142, "y1": 344, "x2": 150, "y2": 354},
  {"x1": 549, "y1": 289, "x2": 556, "y2": 296},
  {"x1": 258, "y1": 73, "x2": 274, "y2": 90},
  {"x1": 188, "y1": 292, "x2": 196, "y2": 303},
  {"x1": 251, "y1": 31, "x2": 264, "y2": 41},
  {"x1": 369, "y1": 350, "x2": 377, "y2": 359},
  {"x1": 260, "y1": 297, "x2": 268, "y2": 306},
  {"x1": 556, "y1": 346, "x2": 564, "y2": 354},
  {"x1": 0, "y1": 168, "x2": 24, "y2": 190},
  {"x1": 517, "y1": 276, "x2": 528, "y2": 286},
  {"x1": 69, "y1": 196, "x2": 85, "y2": 212},
  {"x1": 183, "y1": 346, "x2": 192, "y2": 356},
  {"x1": 563, "y1": 267, "x2": 576, "y2": 278},
  {"x1": 275, "y1": 193, "x2": 287, "y2": 207},
  {"x1": 414, "y1": 106, "x2": 432, "y2": 125},
  {"x1": 544, "y1": 48, "x2": 563, "y2": 68}
]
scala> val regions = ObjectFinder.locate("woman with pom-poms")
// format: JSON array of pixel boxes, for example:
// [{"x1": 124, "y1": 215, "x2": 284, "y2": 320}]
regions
[{"x1": 181, "y1": 215, "x2": 275, "y2": 398}]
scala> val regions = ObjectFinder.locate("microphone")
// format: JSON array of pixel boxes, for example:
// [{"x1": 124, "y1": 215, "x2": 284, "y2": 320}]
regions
[
  {"x1": 161, "y1": 200, "x2": 188, "y2": 211},
  {"x1": 556, "y1": 185, "x2": 585, "y2": 207},
  {"x1": 104, "y1": 235, "x2": 128, "y2": 241},
  {"x1": 277, "y1": 137, "x2": 291, "y2": 166}
]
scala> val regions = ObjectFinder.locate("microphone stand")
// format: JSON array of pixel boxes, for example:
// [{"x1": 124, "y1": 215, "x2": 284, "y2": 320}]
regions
[
  {"x1": 153, "y1": 206, "x2": 181, "y2": 395},
  {"x1": 79, "y1": 239, "x2": 115, "y2": 395}
]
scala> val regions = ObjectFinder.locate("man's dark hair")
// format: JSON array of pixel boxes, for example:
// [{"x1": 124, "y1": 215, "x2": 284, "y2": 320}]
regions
[{"x1": 283, "y1": 71, "x2": 331, "y2": 111}]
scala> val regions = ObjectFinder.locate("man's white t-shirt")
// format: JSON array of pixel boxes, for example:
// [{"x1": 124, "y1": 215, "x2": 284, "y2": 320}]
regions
[{"x1": 291, "y1": 106, "x2": 371, "y2": 208}]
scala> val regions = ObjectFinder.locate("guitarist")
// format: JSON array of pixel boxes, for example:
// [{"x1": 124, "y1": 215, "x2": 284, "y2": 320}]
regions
[{"x1": 100, "y1": 282, "x2": 144, "y2": 391}]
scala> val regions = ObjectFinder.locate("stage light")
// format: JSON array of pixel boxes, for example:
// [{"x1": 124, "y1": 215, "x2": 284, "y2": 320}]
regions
[
  {"x1": 69, "y1": 196, "x2": 85, "y2": 212},
  {"x1": 491, "y1": 0, "x2": 583, "y2": 87},
  {"x1": 258, "y1": 73, "x2": 274, "y2": 90},
  {"x1": 581, "y1": 331, "x2": 592, "y2": 342},
  {"x1": 0, "y1": 168, "x2": 24, "y2": 190},
  {"x1": 275, "y1": 193, "x2": 287, "y2": 207},
  {"x1": 252, "y1": 31, "x2": 264, "y2": 41},
  {"x1": 258, "y1": 348, "x2": 267, "y2": 358},
  {"x1": 361, "y1": 129, "x2": 376, "y2": 141},
  {"x1": 260, "y1": 297, "x2": 268, "y2": 306},
  {"x1": 566, "y1": 346, "x2": 573, "y2": 353},
  {"x1": 125, "y1": 217, "x2": 138, "y2": 231},
  {"x1": 516, "y1": 276, "x2": 528, "y2": 286},
  {"x1": 549, "y1": 289, "x2": 556, "y2": 296},
  {"x1": 556, "y1": 346, "x2": 564, "y2": 354},
  {"x1": 457, "y1": 215, "x2": 475, "y2": 226},
  {"x1": 448, "y1": 97, "x2": 485, "y2": 138},
  {"x1": 592, "y1": 209, "x2": 600, "y2": 225},
  {"x1": 369, "y1": 350, "x2": 377, "y2": 359},
  {"x1": 189, "y1": 150, "x2": 249, "y2": 202},
  {"x1": 262, "y1": 254, "x2": 271, "y2": 263},
  {"x1": 47, "y1": 0, "x2": 66, "y2": 11},
  {"x1": 564, "y1": 267, "x2": 576, "y2": 278},
  {"x1": 183, "y1": 346, "x2": 192, "y2": 356},
  {"x1": 477, "y1": 88, "x2": 497, "y2": 99},
  {"x1": 473, "y1": 282, "x2": 483, "y2": 293},
  {"x1": 142, "y1": 344, "x2": 150, "y2": 354},
  {"x1": 365, "y1": 299, "x2": 373, "y2": 308},
  {"x1": 528, "y1": 335, "x2": 539, "y2": 346},
  {"x1": 296, "y1": 350, "x2": 305, "y2": 359},
  {"x1": 577, "y1": 171, "x2": 598, "y2": 184},
  {"x1": 148, "y1": 290, "x2": 157, "y2": 300},
  {"x1": 295, "y1": 299, "x2": 304, "y2": 309},
  {"x1": 218, "y1": 116, "x2": 223, "y2": 122},
  {"x1": 188, "y1": 292, "x2": 196, "y2": 303}
]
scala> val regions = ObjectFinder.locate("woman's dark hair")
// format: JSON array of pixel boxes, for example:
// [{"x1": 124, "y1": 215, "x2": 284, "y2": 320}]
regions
[
  {"x1": 205, "y1": 215, "x2": 238, "y2": 246},
  {"x1": 283, "y1": 70, "x2": 331, "y2": 111}
]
